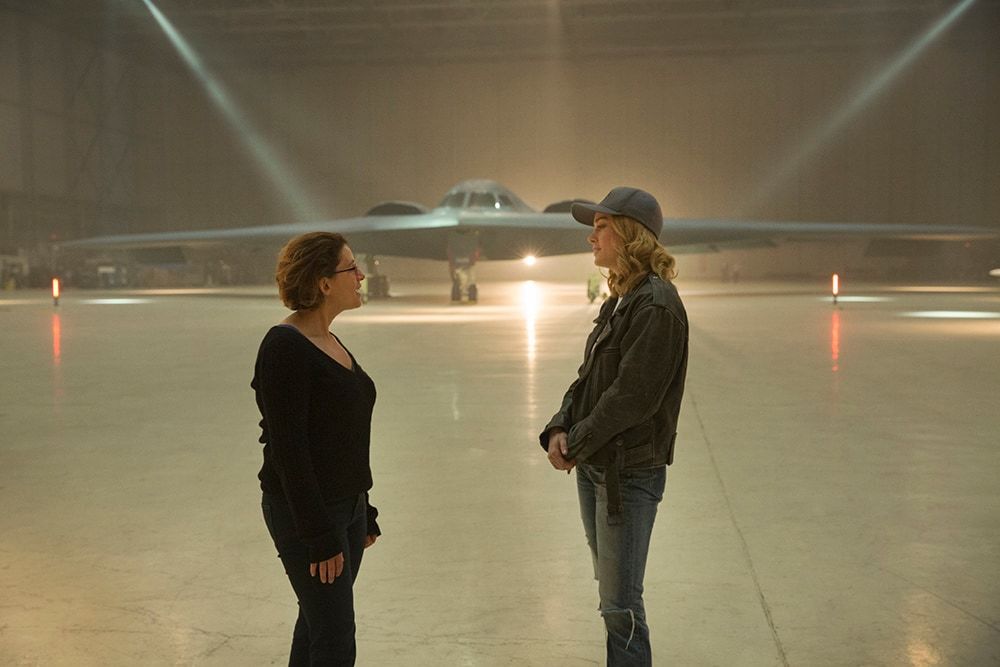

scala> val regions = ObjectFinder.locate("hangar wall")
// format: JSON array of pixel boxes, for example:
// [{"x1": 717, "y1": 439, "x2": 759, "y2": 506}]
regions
[
  {"x1": 2, "y1": 5, "x2": 998, "y2": 280},
  {"x1": 0, "y1": 9, "x2": 273, "y2": 253},
  {"x1": 243, "y1": 48, "x2": 999, "y2": 229},
  {"x1": 0, "y1": 12, "x2": 141, "y2": 249}
]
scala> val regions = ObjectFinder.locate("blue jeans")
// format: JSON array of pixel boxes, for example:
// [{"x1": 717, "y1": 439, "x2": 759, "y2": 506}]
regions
[
  {"x1": 262, "y1": 492, "x2": 367, "y2": 666},
  {"x1": 577, "y1": 462, "x2": 666, "y2": 667}
]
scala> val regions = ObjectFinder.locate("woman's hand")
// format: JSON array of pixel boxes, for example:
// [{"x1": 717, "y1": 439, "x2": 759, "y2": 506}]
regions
[
  {"x1": 310, "y1": 552, "x2": 344, "y2": 584},
  {"x1": 547, "y1": 429, "x2": 575, "y2": 473},
  {"x1": 364, "y1": 534, "x2": 378, "y2": 549}
]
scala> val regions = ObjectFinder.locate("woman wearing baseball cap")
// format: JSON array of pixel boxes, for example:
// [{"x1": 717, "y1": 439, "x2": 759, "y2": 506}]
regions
[{"x1": 540, "y1": 187, "x2": 689, "y2": 666}]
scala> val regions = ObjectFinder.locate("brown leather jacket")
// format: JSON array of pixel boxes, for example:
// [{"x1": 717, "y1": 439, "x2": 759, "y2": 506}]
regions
[{"x1": 540, "y1": 274, "x2": 688, "y2": 475}]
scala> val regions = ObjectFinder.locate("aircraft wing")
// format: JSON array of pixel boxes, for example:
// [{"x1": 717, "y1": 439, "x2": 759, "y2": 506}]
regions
[
  {"x1": 58, "y1": 210, "x2": 587, "y2": 261},
  {"x1": 58, "y1": 211, "x2": 461, "y2": 251},
  {"x1": 440, "y1": 213, "x2": 999, "y2": 259},
  {"x1": 660, "y1": 218, "x2": 998, "y2": 248},
  {"x1": 59, "y1": 209, "x2": 997, "y2": 261}
]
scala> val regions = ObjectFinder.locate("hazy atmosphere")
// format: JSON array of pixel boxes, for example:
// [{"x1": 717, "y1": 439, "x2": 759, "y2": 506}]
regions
[
  {"x1": 2, "y1": 3, "x2": 999, "y2": 666},
  {"x1": 1, "y1": 0, "x2": 998, "y2": 285}
]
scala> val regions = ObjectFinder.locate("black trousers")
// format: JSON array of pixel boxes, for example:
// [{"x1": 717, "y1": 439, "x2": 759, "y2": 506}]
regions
[{"x1": 262, "y1": 492, "x2": 367, "y2": 666}]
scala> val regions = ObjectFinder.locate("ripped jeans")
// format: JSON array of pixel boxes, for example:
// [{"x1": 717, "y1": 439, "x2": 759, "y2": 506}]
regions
[{"x1": 577, "y1": 462, "x2": 666, "y2": 666}]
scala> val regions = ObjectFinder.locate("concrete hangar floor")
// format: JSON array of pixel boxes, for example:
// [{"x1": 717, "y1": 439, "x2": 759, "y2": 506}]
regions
[{"x1": 1, "y1": 278, "x2": 998, "y2": 666}]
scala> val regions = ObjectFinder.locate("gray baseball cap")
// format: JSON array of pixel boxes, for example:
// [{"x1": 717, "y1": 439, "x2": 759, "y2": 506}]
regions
[{"x1": 571, "y1": 187, "x2": 663, "y2": 239}]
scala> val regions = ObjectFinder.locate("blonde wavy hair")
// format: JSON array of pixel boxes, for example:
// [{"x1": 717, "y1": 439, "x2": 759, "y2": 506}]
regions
[{"x1": 606, "y1": 215, "x2": 677, "y2": 297}]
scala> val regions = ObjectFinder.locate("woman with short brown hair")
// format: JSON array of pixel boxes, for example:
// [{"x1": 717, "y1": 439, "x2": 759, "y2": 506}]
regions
[{"x1": 253, "y1": 231, "x2": 381, "y2": 665}]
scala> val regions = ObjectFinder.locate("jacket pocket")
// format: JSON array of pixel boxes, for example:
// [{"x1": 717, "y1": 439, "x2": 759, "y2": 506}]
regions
[
  {"x1": 591, "y1": 345, "x2": 621, "y2": 378},
  {"x1": 622, "y1": 441, "x2": 653, "y2": 466},
  {"x1": 618, "y1": 419, "x2": 656, "y2": 467}
]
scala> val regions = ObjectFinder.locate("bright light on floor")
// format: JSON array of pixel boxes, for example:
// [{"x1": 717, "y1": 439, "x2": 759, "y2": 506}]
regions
[
  {"x1": 520, "y1": 280, "x2": 541, "y2": 318},
  {"x1": 81, "y1": 298, "x2": 154, "y2": 305},
  {"x1": 521, "y1": 280, "x2": 540, "y2": 363},
  {"x1": 818, "y1": 296, "x2": 892, "y2": 303},
  {"x1": 522, "y1": 255, "x2": 537, "y2": 266},
  {"x1": 886, "y1": 286, "x2": 1000, "y2": 294},
  {"x1": 900, "y1": 311, "x2": 1000, "y2": 320}
]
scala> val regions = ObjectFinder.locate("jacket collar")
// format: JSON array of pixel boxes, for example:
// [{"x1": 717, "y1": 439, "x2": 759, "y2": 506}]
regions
[{"x1": 593, "y1": 273, "x2": 653, "y2": 323}]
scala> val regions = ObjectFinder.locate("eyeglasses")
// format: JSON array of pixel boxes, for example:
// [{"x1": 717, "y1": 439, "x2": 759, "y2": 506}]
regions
[{"x1": 331, "y1": 264, "x2": 362, "y2": 275}]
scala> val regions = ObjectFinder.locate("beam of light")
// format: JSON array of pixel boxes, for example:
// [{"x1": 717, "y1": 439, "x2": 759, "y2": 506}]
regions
[
  {"x1": 739, "y1": 0, "x2": 978, "y2": 216},
  {"x1": 141, "y1": 0, "x2": 320, "y2": 222},
  {"x1": 523, "y1": 255, "x2": 537, "y2": 266},
  {"x1": 52, "y1": 278, "x2": 60, "y2": 300},
  {"x1": 832, "y1": 273, "x2": 839, "y2": 296}
]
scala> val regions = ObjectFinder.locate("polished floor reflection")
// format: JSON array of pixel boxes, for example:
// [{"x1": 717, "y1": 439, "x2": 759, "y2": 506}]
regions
[{"x1": 1, "y1": 280, "x2": 998, "y2": 666}]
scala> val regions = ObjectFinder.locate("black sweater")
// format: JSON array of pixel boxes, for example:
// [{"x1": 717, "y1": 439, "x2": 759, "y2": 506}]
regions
[{"x1": 252, "y1": 324, "x2": 379, "y2": 561}]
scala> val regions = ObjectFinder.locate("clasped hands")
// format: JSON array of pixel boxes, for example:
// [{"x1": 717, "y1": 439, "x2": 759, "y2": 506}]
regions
[{"x1": 546, "y1": 428, "x2": 575, "y2": 474}]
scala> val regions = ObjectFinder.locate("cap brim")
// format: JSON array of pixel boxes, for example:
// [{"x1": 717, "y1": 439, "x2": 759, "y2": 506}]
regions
[{"x1": 571, "y1": 201, "x2": 619, "y2": 226}]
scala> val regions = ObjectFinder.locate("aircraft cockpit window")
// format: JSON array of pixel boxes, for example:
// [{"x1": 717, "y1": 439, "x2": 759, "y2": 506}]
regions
[
  {"x1": 440, "y1": 192, "x2": 467, "y2": 208},
  {"x1": 469, "y1": 192, "x2": 498, "y2": 209},
  {"x1": 497, "y1": 194, "x2": 515, "y2": 209}
]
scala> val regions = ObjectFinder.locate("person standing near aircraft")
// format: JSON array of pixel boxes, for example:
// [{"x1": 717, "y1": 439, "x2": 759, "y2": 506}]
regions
[
  {"x1": 540, "y1": 187, "x2": 689, "y2": 666},
  {"x1": 252, "y1": 232, "x2": 381, "y2": 665}
]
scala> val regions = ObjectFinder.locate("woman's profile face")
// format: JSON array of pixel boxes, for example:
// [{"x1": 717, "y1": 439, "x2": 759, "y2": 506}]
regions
[
  {"x1": 320, "y1": 245, "x2": 366, "y2": 311},
  {"x1": 588, "y1": 213, "x2": 620, "y2": 268}
]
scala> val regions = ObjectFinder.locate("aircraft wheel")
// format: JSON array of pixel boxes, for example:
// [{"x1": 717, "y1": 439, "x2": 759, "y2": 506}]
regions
[{"x1": 467, "y1": 284, "x2": 478, "y2": 302}]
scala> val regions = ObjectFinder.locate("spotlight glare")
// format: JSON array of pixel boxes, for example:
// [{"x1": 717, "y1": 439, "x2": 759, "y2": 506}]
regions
[
  {"x1": 738, "y1": 0, "x2": 978, "y2": 215},
  {"x1": 523, "y1": 255, "x2": 537, "y2": 267},
  {"x1": 141, "y1": 0, "x2": 318, "y2": 221}
]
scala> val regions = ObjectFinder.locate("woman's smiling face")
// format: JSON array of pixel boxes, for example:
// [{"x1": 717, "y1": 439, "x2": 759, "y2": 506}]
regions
[
  {"x1": 588, "y1": 213, "x2": 620, "y2": 268},
  {"x1": 322, "y1": 245, "x2": 366, "y2": 311}
]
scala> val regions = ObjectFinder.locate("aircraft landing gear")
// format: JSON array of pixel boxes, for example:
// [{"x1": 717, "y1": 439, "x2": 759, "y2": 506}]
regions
[
  {"x1": 586, "y1": 273, "x2": 608, "y2": 304},
  {"x1": 358, "y1": 254, "x2": 390, "y2": 300},
  {"x1": 451, "y1": 278, "x2": 478, "y2": 302},
  {"x1": 449, "y1": 263, "x2": 478, "y2": 303},
  {"x1": 448, "y1": 230, "x2": 481, "y2": 304}
]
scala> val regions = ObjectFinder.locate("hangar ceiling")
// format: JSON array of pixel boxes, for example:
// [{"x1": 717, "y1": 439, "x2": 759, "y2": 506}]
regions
[{"x1": 4, "y1": 0, "x2": 1000, "y2": 66}]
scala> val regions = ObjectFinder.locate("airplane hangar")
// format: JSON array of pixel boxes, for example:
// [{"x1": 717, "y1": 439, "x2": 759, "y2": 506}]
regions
[{"x1": 1, "y1": 1, "x2": 999, "y2": 665}]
